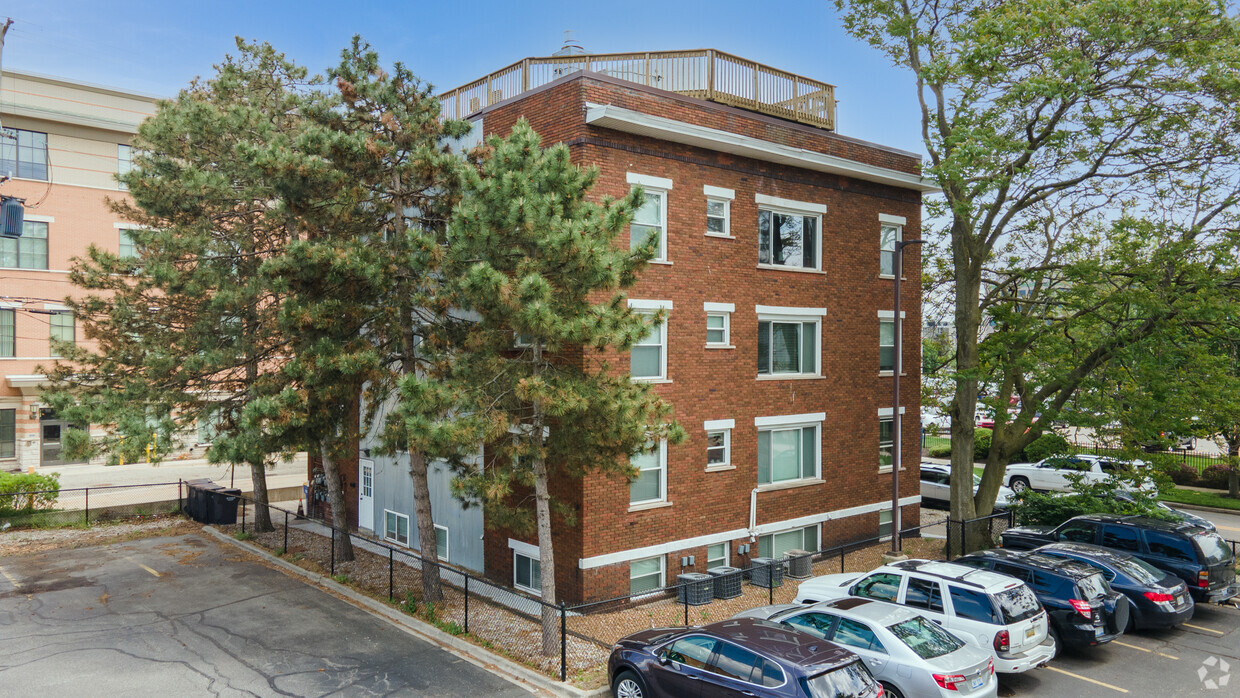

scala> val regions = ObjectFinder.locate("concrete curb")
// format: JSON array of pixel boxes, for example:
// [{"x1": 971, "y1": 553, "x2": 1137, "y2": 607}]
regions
[
  {"x1": 1163, "y1": 500, "x2": 1240, "y2": 517},
  {"x1": 201, "y1": 526, "x2": 608, "y2": 698}
]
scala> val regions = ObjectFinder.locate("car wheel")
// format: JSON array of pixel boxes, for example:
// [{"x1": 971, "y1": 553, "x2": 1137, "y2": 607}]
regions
[
  {"x1": 1125, "y1": 609, "x2": 1137, "y2": 634},
  {"x1": 880, "y1": 682, "x2": 906, "y2": 698},
  {"x1": 612, "y1": 670, "x2": 647, "y2": 698},
  {"x1": 1048, "y1": 625, "x2": 1062, "y2": 658},
  {"x1": 1009, "y1": 477, "x2": 1030, "y2": 493}
]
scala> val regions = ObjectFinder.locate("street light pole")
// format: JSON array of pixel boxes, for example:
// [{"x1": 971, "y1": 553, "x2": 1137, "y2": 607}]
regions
[{"x1": 891, "y1": 238, "x2": 924, "y2": 555}]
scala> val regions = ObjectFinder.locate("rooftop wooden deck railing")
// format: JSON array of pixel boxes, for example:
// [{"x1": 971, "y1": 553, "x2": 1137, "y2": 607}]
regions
[{"x1": 439, "y1": 49, "x2": 837, "y2": 131}]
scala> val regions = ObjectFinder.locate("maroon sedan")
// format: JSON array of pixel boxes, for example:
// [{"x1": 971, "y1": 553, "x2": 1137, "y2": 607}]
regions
[{"x1": 608, "y1": 617, "x2": 883, "y2": 698}]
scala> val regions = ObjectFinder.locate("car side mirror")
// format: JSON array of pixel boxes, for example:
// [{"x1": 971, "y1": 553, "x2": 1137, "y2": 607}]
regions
[{"x1": 657, "y1": 652, "x2": 670, "y2": 665}]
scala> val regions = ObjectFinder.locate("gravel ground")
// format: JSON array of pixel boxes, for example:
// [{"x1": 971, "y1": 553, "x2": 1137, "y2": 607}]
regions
[{"x1": 0, "y1": 514, "x2": 198, "y2": 557}]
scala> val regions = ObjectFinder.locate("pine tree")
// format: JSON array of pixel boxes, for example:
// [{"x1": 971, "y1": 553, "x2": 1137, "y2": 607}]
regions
[
  {"x1": 414, "y1": 120, "x2": 684, "y2": 654},
  {"x1": 42, "y1": 41, "x2": 316, "y2": 532}
]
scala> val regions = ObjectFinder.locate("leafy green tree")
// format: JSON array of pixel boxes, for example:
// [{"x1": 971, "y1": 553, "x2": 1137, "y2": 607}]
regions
[
  {"x1": 403, "y1": 120, "x2": 684, "y2": 654},
  {"x1": 834, "y1": 0, "x2": 1240, "y2": 547},
  {"x1": 42, "y1": 41, "x2": 316, "y2": 532}
]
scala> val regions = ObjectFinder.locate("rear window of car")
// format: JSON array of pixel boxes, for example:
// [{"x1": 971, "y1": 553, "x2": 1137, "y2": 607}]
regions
[
  {"x1": 888, "y1": 616, "x2": 965, "y2": 659},
  {"x1": 1111, "y1": 556, "x2": 1164, "y2": 585},
  {"x1": 995, "y1": 584, "x2": 1042, "y2": 623},
  {"x1": 1144, "y1": 530, "x2": 1197, "y2": 562},
  {"x1": 803, "y1": 660, "x2": 878, "y2": 698},
  {"x1": 948, "y1": 586, "x2": 1000, "y2": 624},
  {"x1": 1075, "y1": 573, "x2": 1108, "y2": 601},
  {"x1": 1194, "y1": 533, "x2": 1233, "y2": 565}
]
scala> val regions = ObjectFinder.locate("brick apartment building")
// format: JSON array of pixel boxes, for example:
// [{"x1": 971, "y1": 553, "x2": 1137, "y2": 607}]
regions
[
  {"x1": 358, "y1": 50, "x2": 936, "y2": 604},
  {"x1": 0, "y1": 70, "x2": 157, "y2": 473}
]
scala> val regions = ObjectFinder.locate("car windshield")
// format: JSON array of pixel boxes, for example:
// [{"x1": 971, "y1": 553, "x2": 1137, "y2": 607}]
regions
[
  {"x1": 995, "y1": 584, "x2": 1042, "y2": 623},
  {"x1": 803, "y1": 661, "x2": 878, "y2": 698},
  {"x1": 1194, "y1": 533, "x2": 1233, "y2": 565},
  {"x1": 1111, "y1": 555, "x2": 1164, "y2": 585},
  {"x1": 972, "y1": 474, "x2": 982, "y2": 488},
  {"x1": 1075, "y1": 573, "x2": 1108, "y2": 600},
  {"x1": 887, "y1": 617, "x2": 964, "y2": 659}
]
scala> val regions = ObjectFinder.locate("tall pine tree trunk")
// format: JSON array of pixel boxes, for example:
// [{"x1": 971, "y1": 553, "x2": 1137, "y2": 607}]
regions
[
  {"x1": 532, "y1": 342, "x2": 560, "y2": 657},
  {"x1": 319, "y1": 440, "x2": 355, "y2": 562},
  {"x1": 248, "y1": 457, "x2": 273, "y2": 532},
  {"x1": 408, "y1": 450, "x2": 443, "y2": 602}
]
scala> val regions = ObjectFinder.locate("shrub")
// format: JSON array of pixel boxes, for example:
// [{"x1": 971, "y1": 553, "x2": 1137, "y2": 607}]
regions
[
  {"x1": 0, "y1": 472, "x2": 61, "y2": 514},
  {"x1": 974, "y1": 428, "x2": 992, "y2": 461},
  {"x1": 1165, "y1": 463, "x2": 1201, "y2": 487},
  {"x1": 1010, "y1": 471, "x2": 1171, "y2": 527},
  {"x1": 929, "y1": 445, "x2": 952, "y2": 458},
  {"x1": 1198, "y1": 464, "x2": 1234, "y2": 490},
  {"x1": 1020, "y1": 433, "x2": 1070, "y2": 462}
]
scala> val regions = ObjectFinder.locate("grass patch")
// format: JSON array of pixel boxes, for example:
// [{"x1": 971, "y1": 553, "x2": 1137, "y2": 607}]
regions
[
  {"x1": 233, "y1": 531, "x2": 254, "y2": 541},
  {"x1": 331, "y1": 573, "x2": 351, "y2": 584},
  {"x1": 1161, "y1": 488, "x2": 1240, "y2": 511}
]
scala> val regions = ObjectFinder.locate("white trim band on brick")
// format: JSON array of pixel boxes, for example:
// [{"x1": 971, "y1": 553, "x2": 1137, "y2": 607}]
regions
[
  {"x1": 627, "y1": 299, "x2": 673, "y2": 311},
  {"x1": 877, "y1": 310, "x2": 907, "y2": 319},
  {"x1": 703, "y1": 302, "x2": 735, "y2": 313},
  {"x1": 755, "y1": 305, "x2": 827, "y2": 318},
  {"x1": 703, "y1": 185, "x2": 735, "y2": 200},
  {"x1": 703, "y1": 418, "x2": 735, "y2": 431},
  {"x1": 877, "y1": 407, "x2": 908, "y2": 417},
  {"x1": 576, "y1": 495, "x2": 922, "y2": 569},
  {"x1": 755, "y1": 193, "x2": 827, "y2": 215},
  {"x1": 584, "y1": 104, "x2": 940, "y2": 194},
  {"x1": 626, "y1": 172, "x2": 674, "y2": 191},
  {"x1": 508, "y1": 538, "x2": 540, "y2": 559},
  {"x1": 754, "y1": 412, "x2": 826, "y2": 428},
  {"x1": 879, "y1": 213, "x2": 908, "y2": 225}
]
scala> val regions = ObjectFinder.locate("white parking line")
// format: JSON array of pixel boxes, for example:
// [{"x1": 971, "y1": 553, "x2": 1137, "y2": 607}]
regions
[
  {"x1": 0, "y1": 564, "x2": 20, "y2": 590},
  {"x1": 1112, "y1": 640, "x2": 1178, "y2": 660},
  {"x1": 1045, "y1": 666, "x2": 1129, "y2": 693},
  {"x1": 1182, "y1": 622, "x2": 1225, "y2": 636}
]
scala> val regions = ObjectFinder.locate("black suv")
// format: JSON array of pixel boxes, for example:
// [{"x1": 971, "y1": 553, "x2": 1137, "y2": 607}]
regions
[
  {"x1": 954, "y1": 549, "x2": 1129, "y2": 650},
  {"x1": 1001, "y1": 514, "x2": 1238, "y2": 604}
]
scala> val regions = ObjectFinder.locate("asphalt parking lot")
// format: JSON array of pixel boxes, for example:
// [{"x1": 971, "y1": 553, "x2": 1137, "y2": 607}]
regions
[
  {"x1": 0, "y1": 533, "x2": 533, "y2": 697},
  {"x1": 998, "y1": 601, "x2": 1240, "y2": 697}
]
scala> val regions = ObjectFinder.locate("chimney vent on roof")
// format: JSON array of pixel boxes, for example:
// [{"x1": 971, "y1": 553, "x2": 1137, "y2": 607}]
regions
[{"x1": 552, "y1": 30, "x2": 585, "y2": 57}]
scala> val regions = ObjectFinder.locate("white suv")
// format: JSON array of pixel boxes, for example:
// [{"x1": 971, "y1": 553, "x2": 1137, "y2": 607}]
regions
[
  {"x1": 1003, "y1": 454, "x2": 1153, "y2": 494},
  {"x1": 794, "y1": 559, "x2": 1055, "y2": 674}
]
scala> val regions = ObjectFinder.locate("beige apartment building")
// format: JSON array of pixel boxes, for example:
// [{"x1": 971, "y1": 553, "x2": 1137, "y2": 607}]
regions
[{"x1": 0, "y1": 70, "x2": 157, "y2": 472}]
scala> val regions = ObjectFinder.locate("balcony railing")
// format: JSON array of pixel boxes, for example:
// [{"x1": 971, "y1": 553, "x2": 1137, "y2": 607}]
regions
[{"x1": 439, "y1": 49, "x2": 836, "y2": 131}]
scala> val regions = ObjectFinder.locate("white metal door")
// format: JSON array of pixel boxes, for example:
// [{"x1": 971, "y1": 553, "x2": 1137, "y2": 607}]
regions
[{"x1": 358, "y1": 459, "x2": 374, "y2": 531}]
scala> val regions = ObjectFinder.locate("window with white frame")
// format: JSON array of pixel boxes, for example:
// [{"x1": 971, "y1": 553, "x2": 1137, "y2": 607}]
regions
[
  {"x1": 879, "y1": 510, "x2": 893, "y2": 538},
  {"x1": 49, "y1": 311, "x2": 74, "y2": 358},
  {"x1": 755, "y1": 412, "x2": 824, "y2": 486},
  {"x1": 630, "y1": 556, "x2": 665, "y2": 595},
  {"x1": 879, "y1": 417, "x2": 894, "y2": 469},
  {"x1": 629, "y1": 300, "x2": 671, "y2": 380},
  {"x1": 119, "y1": 229, "x2": 139, "y2": 260},
  {"x1": 704, "y1": 185, "x2": 734, "y2": 237},
  {"x1": 704, "y1": 302, "x2": 733, "y2": 347},
  {"x1": 514, "y1": 550, "x2": 541, "y2": 593},
  {"x1": 629, "y1": 440, "x2": 667, "y2": 505},
  {"x1": 707, "y1": 542, "x2": 729, "y2": 569},
  {"x1": 879, "y1": 214, "x2": 906, "y2": 277},
  {"x1": 704, "y1": 419, "x2": 733, "y2": 469},
  {"x1": 628, "y1": 173, "x2": 672, "y2": 261},
  {"x1": 1, "y1": 127, "x2": 49, "y2": 180},
  {"x1": 0, "y1": 308, "x2": 13, "y2": 357},
  {"x1": 0, "y1": 409, "x2": 15, "y2": 459},
  {"x1": 384, "y1": 510, "x2": 409, "y2": 545},
  {"x1": 758, "y1": 525, "x2": 819, "y2": 558},
  {"x1": 434, "y1": 524, "x2": 449, "y2": 561},
  {"x1": 756, "y1": 306, "x2": 824, "y2": 377},
  {"x1": 757, "y1": 195, "x2": 825, "y2": 270},
  {"x1": 879, "y1": 319, "x2": 895, "y2": 373},
  {"x1": 1, "y1": 221, "x2": 49, "y2": 270}
]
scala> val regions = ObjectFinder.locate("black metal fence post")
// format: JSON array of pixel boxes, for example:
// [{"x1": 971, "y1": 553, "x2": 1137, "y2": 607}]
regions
[
  {"x1": 241, "y1": 501, "x2": 246, "y2": 534},
  {"x1": 330, "y1": 528, "x2": 336, "y2": 577},
  {"x1": 559, "y1": 603, "x2": 567, "y2": 682},
  {"x1": 84, "y1": 487, "x2": 89, "y2": 525},
  {"x1": 388, "y1": 548, "x2": 394, "y2": 601},
  {"x1": 840, "y1": 548, "x2": 845, "y2": 573},
  {"x1": 283, "y1": 509, "x2": 289, "y2": 552},
  {"x1": 683, "y1": 586, "x2": 689, "y2": 625},
  {"x1": 464, "y1": 575, "x2": 470, "y2": 634},
  {"x1": 768, "y1": 561, "x2": 774, "y2": 605},
  {"x1": 178, "y1": 479, "x2": 183, "y2": 514}
]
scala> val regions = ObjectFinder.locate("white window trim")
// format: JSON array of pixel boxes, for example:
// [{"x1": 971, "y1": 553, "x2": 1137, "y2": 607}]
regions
[
  {"x1": 705, "y1": 306, "x2": 731, "y2": 348},
  {"x1": 628, "y1": 299, "x2": 673, "y2": 311},
  {"x1": 705, "y1": 425, "x2": 732, "y2": 471},
  {"x1": 630, "y1": 555, "x2": 666, "y2": 597},
  {"x1": 704, "y1": 418, "x2": 736, "y2": 430},
  {"x1": 383, "y1": 509, "x2": 409, "y2": 546},
  {"x1": 629, "y1": 439, "x2": 668, "y2": 509},
  {"x1": 434, "y1": 523, "x2": 450, "y2": 561},
  {"x1": 755, "y1": 193, "x2": 827, "y2": 215},
  {"x1": 877, "y1": 310, "x2": 907, "y2": 319},
  {"x1": 878, "y1": 509, "x2": 894, "y2": 541},
  {"x1": 704, "y1": 185, "x2": 735, "y2": 200},
  {"x1": 879, "y1": 217, "x2": 904, "y2": 279},
  {"x1": 878, "y1": 313, "x2": 903, "y2": 376},
  {"x1": 755, "y1": 412, "x2": 826, "y2": 428},
  {"x1": 508, "y1": 538, "x2": 540, "y2": 558},
  {"x1": 706, "y1": 542, "x2": 730, "y2": 569},
  {"x1": 877, "y1": 407, "x2": 908, "y2": 417},
  {"x1": 759, "y1": 524, "x2": 820, "y2": 557},
  {"x1": 628, "y1": 300, "x2": 671, "y2": 382},
  {"x1": 704, "y1": 185, "x2": 734, "y2": 239},
  {"x1": 512, "y1": 549, "x2": 542, "y2": 594},
  {"x1": 757, "y1": 422, "x2": 822, "y2": 487},
  {"x1": 879, "y1": 213, "x2": 907, "y2": 226},
  {"x1": 628, "y1": 173, "x2": 671, "y2": 263},
  {"x1": 878, "y1": 407, "x2": 908, "y2": 473},
  {"x1": 627, "y1": 172, "x2": 674, "y2": 190},
  {"x1": 756, "y1": 309, "x2": 823, "y2": 378},
  {"x1": 879, "y1": 415, "x2": 895, "y2": 473}
]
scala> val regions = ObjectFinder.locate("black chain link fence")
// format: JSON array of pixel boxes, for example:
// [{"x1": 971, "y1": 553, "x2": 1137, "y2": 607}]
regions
[
  {"x1": 946, "y1": 509, "x2": 1015, "y2": 559},
  {"x1": 0, "y1": 482, "x2": 183, "y2": 528}
]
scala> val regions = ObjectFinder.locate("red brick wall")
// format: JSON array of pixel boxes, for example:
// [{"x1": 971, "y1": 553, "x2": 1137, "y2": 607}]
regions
[{"x1": 481, "y1": 74, "x2": 923, "y2": 603}]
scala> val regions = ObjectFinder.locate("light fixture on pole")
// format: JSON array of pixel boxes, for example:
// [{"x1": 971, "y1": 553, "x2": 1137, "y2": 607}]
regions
[{"x1": 890, "y1": 238, "x2": 925, "y2": 556}]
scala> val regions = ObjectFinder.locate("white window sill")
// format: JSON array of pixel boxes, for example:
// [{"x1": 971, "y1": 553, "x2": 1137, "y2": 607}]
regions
[
  {"x1": 648, "y1": 260, "x2": 674, "y2": 266},
  {"x1": 878, "y1": 372, "x2": 909, "y2": 377},
  {"x1": 755, "y1": 374, "x2": 823, "y2": 381},
  {"x1": 877, "y1": 467, "x2": 908, "y2": 474},
  {"x1": 0, "y1": 268, "x2": 70, "y2": 274},
  {"x1": 705, "y1": 233, "x2": 735, "y2": 239},
  {"x1": 628, "y1": 500, "x2": 673, "y2": 513},
  {"x1": 632, "y1": 377, "x2": 673, "y2": 384},
  {"x1": 757, "y1": 478, "x2": 824, "y2": 493},
  {"x1": 514, "y1": 584, "x2": 542, "y2": 595},
  {"x1": 757, "y1": 264, "x2": 826, "y2": 275},
  {"x1": 705, "y1": 464, "x2": 736, "y2": 473},
  {"x1": 878, "y1": 275, "x2": 909, "y2": 281},
  {"x1": 705, "y1": 344, "x2": 735, "y2": 350}
]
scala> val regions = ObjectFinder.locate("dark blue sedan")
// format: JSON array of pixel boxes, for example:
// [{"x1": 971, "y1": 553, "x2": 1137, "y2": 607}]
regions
[
  {"x1": 1035, "y1": 542, "x2": 1195, "y2": 630},
  {"x1": 608, "y1": 617, "x2": 883, "y2": 698}
]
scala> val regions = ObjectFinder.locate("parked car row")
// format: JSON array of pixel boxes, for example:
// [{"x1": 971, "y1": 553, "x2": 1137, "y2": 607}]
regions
[
  {"x1": 607, "y1": 513, "x2": 1237, "y2": 697},
  {"x1": 920, "y1": 463, "x2": 1014, "y2": 509},
  {"x1": 1001, "y1": 454, "x2": 1154, "y2": 494}
]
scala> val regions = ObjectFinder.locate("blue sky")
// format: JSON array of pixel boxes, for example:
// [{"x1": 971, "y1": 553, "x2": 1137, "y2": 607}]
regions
[{"x1": 3, "y1": 0, "x2": 925, "y2": 154}]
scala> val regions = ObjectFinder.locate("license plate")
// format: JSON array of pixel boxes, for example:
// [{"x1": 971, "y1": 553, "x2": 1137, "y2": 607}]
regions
[
  {"x1": 970, "y1": 675, "x2": 985, "y2": 690},
  {"x1": 1175, "y1": 594, "x2": 1185, "y2": 605},
  {"x1": 1025, "y1": 626, "x2": 1036, "y2": 639},
  {"x1": 1095, "y1": 624, "x2": 1104, "y2": 636}
]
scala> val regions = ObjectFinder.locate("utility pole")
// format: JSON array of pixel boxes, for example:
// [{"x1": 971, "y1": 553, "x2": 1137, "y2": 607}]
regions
[
  {"x1": 0, "y1": 18, "x2": 13, "y2": 133},
  {"x1": 885, "y1": 237, "x2": 924, "y2": 561}
]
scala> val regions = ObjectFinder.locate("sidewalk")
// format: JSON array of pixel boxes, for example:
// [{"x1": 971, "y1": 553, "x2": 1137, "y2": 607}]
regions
[{"x1": 37, "y1": 453, "x2": 308, "y2": 491}]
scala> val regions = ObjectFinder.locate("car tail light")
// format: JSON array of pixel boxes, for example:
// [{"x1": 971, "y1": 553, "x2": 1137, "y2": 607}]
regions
[
  {"x1": 994, "y1": 629, "x2": 1010, "y2": 653},
  {"x1": 1199, "y1": 570, "x2": 1210, "y2": 588},
  {"x1": 933, "y1": 673, "x2": 966, "y2": 690},
  {"x1": 875, "y1": 686, "x2": 884, "y2": 698},
  {"x1": 988, "y1": 657, "x2": 995, "y2": 675},
  {"x1": 1144, "y1": 591, "x2": 1175, "y2": 603},
  {"x1": 1069, "y1": 599, "x2": 1093, "y2": 618}
]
